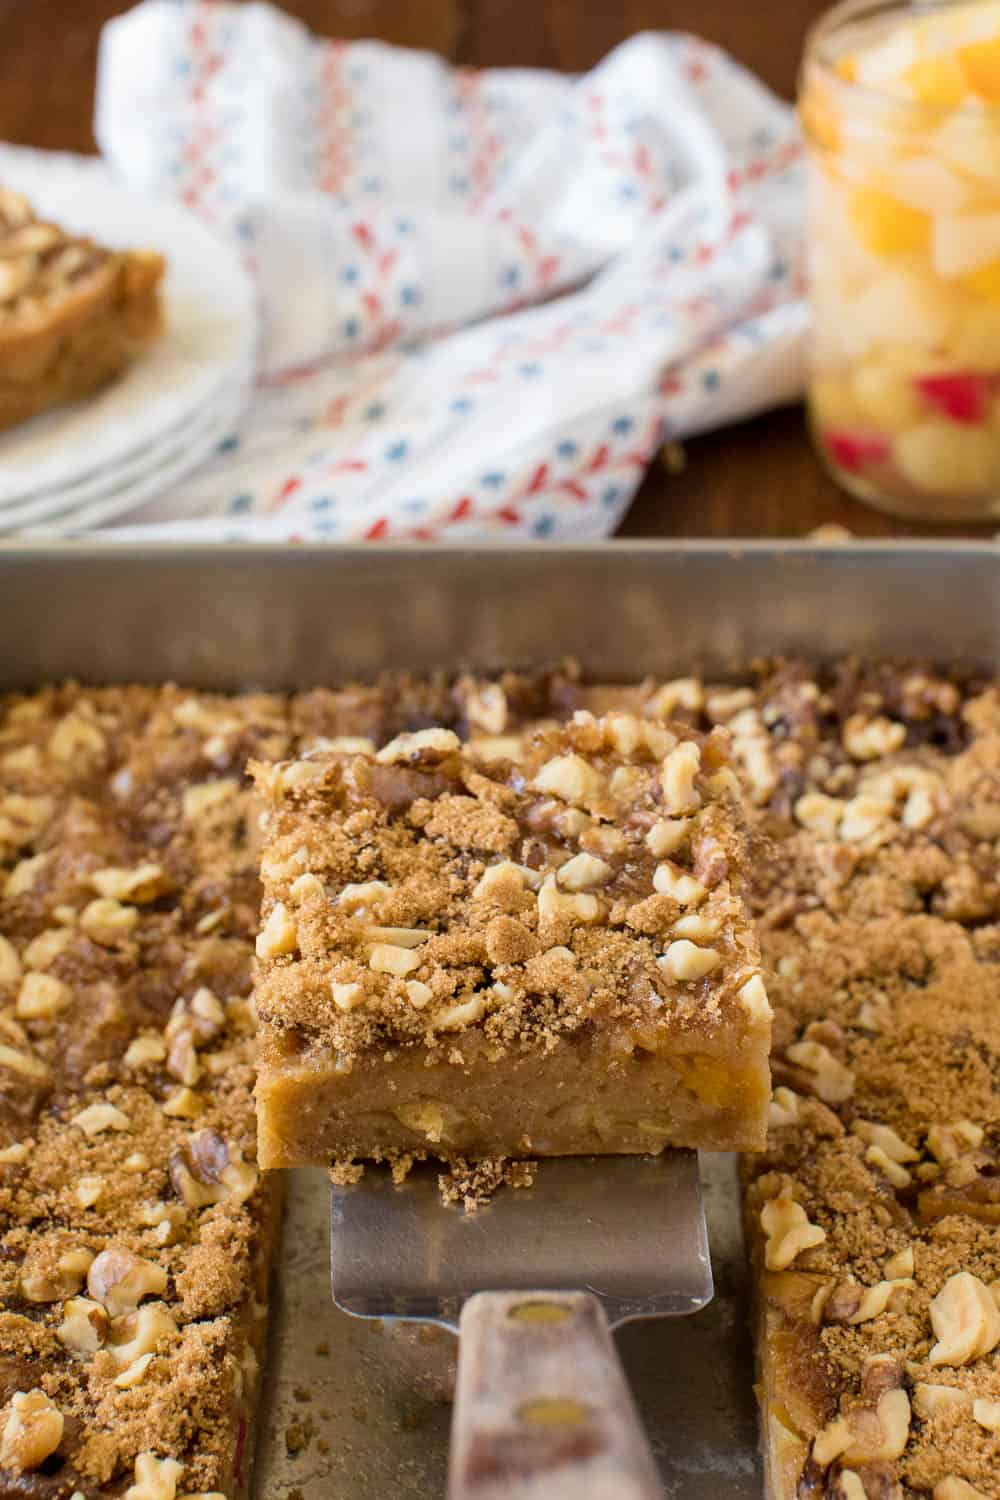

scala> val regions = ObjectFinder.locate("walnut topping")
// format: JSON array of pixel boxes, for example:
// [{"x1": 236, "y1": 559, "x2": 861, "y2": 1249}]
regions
[
  {"x1": 405, "y1": 980, "x2": 433, "y2": 1009},
  {"x1": 835, "y1": 1473, "x2": 868, "y2": 1500},
  {"x1": 124, "y1": 1452, "x2": 184, "y2": 1500},
  {"x1": 169, "y1": 1132, "x2": 258, "y2": 1208},
  {"x1": 79, "y1": 897, "x2": 139, "y2": 944},
  {"x1": 846, "y1": 1276, "x2": 915, "y2": 1324},
  {"x1": 0, "y1": 1042, "x2": 47, "y2": 1079},
  {"x1": 647, "y1": 677, "x2": 704, "y2": 717},
  {"x1": 331, "y1": 981, "x2": 365, "y2": 1012},
  {"x1": 256, "y1": 902, "x2": 298, "y2": 959},
  {"x1": 72, "y1": 1102, "x2": 130, "y2": 1136},
  {"x1": 852, "y1": 1120, "x2": 919, "y2": 1163},
  {"x1": 376, "y1": 728, "x2": 460, "y2": 764},
  {"x1": 90, "y1": 863, "x2": 166, "y2": 903},
  {"x1": 5, "y1": 852, "x2": 50, "y2": 897},
  {"x1": 181, "y1": 779, "x2": 238, "y2": 819},
  {"x1": 737, "y1": 974, "x2": 771, "y2": 1022},
  {"x1": 926, "y1": 1120, "x2": 984, "y2": 1164},
  {"x1": 0, "y1": 1141, "x2": 29, "y2": 1164},
  {"x1": 162, "y1": 1087, "x2": 201, "y2": 1118},
  {"x1": 652, "y1": 862, "x2": 707, "y2": 907},
  {"x1": 21, "y1": 928, "x2": 72, "y2": 969},
  {"x1": 124, "y1": 1035, "x2": 168, "y2": 1068},
  {"x1": 660, "y1": 742, "x2": 701, "y2": 814},
  {"x1": 761, "y1": 1194, "x2": 827, "y2": 1270},
  {"x1": 557, "y1": 852, "x2": 612, "y2": 890},
  {"x1": 114, "y1": 1352, "x2": 155, "y2": 1389},
  {"x1": 107, "y1": 1304, "x2": 178, "y2": 1368},
  {"x1": 934, "y1": 1480, "x2": 990, "y2": 1500},
  {"x1": 645, "y1": 817, "x2": 690, "y2": 857},
  {"x1": 87, "y1": 1247, "x2": 167, "y2": 1316},
  {"x1": 288, "y1": 872, "x2": 324, "y2": 902},
  {"x1": 671, "y1": 912, "x2": 721, "y2": 942},
  {"x1": 368, "y1": 943, "x2": 420, "y2": 977},
  {"x1": 0, "y1": 935, "x2": 21, "y2": 986},
  {"x1": 531, "y1": 753, "x2": 602, "y2": 804},
  {"x1": 794, "y1": 792, "x2": 843, "y2": 838},
  {"x1": 929, "y1": 1272, "x2": 1000, "y2": 1366},
  {"x1": 76, "y1": 1175, "x2": 103, "y2": 1209},
  {"x1": 56, "y1": 1296, "x2": 109, "y2": 1357},
  {"x1": 660, "y1": 940, "x2": 720, "y2": 981},
  {"x1": 49, "y1": 713, "x2": 105, "y2": 761},
  {"x1": 784, "y1": 1039, "x2": 855, "y2": 1104},
  {"x1": 842, "y1": 714, "x2": 907, "y2": 761},
  {"x1": 337, "y1": 879, "x2": 390, "y2": 912},
  {"x1": 972, "y1": 1397, "x2": 1000, "y2": 1432},
  {"x1": 839, "y1": 793, "x2": 894, "y2": 844},
  {"x1": 0, "y1": 1390, "x2": 64, "y2": 1473},
  {"x1": 865, "y1": 1145, "x2": 913, "y2": 1189},
  {"x1": 768, "y1": 1087, "x2": 802, "y2": 1127},
  {"x1": 913, "y1": 1383, "x2": 972, "y2": 1418},
  {"x1": 537, "y1": 873, "x2": 600, "y2": 926},
  {"x1": 885, "y1": 1246, "x2": 914, "y2": 1278},
  {"x1": 16, "y1": 971, "x2": 71, "y2": 1019}
]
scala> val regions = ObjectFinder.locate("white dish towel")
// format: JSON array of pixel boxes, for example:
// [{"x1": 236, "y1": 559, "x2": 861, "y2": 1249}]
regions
[{"x1": 94, "y1": 0, "x2": 808, "y2": 541}]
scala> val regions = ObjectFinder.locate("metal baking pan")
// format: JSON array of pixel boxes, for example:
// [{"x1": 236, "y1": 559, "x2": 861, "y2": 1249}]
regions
[{"x1": 1, "y1": 538, "x2": 996, "y2": 1499}]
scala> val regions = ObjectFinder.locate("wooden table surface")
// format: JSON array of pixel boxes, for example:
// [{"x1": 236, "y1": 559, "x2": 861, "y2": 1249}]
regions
[{"x1": 2, "y1": 0, "x2": 997, "y2": 540}]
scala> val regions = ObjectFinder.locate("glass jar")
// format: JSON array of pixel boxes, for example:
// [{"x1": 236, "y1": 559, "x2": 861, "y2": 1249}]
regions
[{"x1": 800, "y1": 0, "x2": 1000, "y2": 520}]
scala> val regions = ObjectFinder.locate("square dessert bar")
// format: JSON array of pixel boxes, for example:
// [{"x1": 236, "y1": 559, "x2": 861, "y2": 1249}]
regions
[
  {"x1": 252, "y1": 711, "x2": 772, "y2": 1169},
  {"x1": 0, "y1": 188, "x2": 164, "y2": 432}
]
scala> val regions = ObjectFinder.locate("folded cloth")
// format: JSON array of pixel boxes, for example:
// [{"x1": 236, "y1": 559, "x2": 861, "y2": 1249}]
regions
[{"x1": 94, "y1": 0, "x2": 807, "y2": 541}]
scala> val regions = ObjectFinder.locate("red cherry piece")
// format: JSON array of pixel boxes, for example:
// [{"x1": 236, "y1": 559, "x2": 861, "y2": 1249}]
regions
[
  {"x1": 913, "y1": 372, "x2": 990, "y2": 424},
  {"x1": 823, "y1": 429, "x2": 891, "y2": 473}
]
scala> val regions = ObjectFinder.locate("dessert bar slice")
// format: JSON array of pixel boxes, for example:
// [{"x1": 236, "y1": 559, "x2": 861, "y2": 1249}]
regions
[
  {"x1": 0, "y1": 686, "x2": 287, "y2": 1500},
  {"x1": 746, "y1": 915, "x2": 1000, "y2": 1500},
  {"x1": 252, "y1": 710, "x2": 772, "y2": 1169},
  {"x1": 0, "y1": 188, "x2": 164, "y2": 432}
]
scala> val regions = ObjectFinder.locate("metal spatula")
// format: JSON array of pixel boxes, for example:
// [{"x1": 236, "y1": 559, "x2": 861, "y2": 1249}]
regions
[{"x1": 330, "y1": 1151, "x2": 713, "y2": 1499}]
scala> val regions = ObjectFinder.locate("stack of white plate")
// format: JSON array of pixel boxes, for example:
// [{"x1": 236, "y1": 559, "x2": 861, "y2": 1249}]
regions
[{"x1": 0, "y1": 153, "x2": 256, "y2": 534}]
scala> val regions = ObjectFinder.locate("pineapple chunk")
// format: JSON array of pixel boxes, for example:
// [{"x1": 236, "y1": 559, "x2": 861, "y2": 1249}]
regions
[
  {"x1": 810, "y1": 374, "x2": 867, "y2": 432},
  {"x1": 905, "y1": 55, "x2": 969, "y2": 107},
  {"x1": 843, "y1": 271, "x2": 960, "y2": 357},
  {"x1": 959, "y1": 258, "x2": 1000, "y2": 303},
  {"x1": 933, "y1": 211, "x2": 1000, "y2": 277},
  {"x1": 933, "y1": 113, "x2": 1000, "y2": 186},
  {"x1": 887, "y1": 156, "x2": 975, "y2": 216},
  {"x1": 851, "y1": 358, "x2": 925, "y2": 432},
  {"x1": 959, "y1": 34, "x2": 1000, "y2": 101},
  {"x1": 896, "y1": 419, "x2": 1000, "y2": 496},
  {"x1": 849, "y1": 187, "x2": 931, "y2": 256}
]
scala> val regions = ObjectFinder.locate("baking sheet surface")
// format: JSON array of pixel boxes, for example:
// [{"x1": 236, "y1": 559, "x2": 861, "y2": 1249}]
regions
[{"x1": 254, "y1": 1157, "x2": 761, "y2": 1499}]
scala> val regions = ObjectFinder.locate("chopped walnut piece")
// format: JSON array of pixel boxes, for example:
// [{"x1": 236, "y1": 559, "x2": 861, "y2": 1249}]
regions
[
  {"x1": 0, "y1": 935, "x2": 21, "y2": 986},
  {"x1": 107, "y1": 1304, "x2": 178, "y2": 1368},
  {"x1": 929, "y1": 1272, "x2": 1000, "y2": 1366},
  {"x1": 331, "y1": 981, "x2": 364, "y2": 1012},
  {"x1": 114, "y1": 1353, "x2": 155, "y2": 1388},
  {"x1": 169, "y1": 1133, "x2": 258, "y2": 1209},
  {"x1": 87, "y1": 1247, "x2": 167, "y2": 1317},
  {"x1": 784, "y1": 1039, "x2": 855, "y2": 1104},
  {"x1": 926, "y1": 1120, "x2": 985, "y2": 1164},
  {"x1": 21, "y1": 928, "x2": 72, "y2": 970},
  {"x1": 255, "y1": 902, "x2": 298, "y2": 959},
  {"x1": 659, "y1": 940, "x2": 720, "y2": 981},
  {"x1": 181, "y1": 779, "x2": 238, "y2": 819},
  {"x1": 934, "y1": 1481, "x2": 991, "y2": 1500},
  {"x1": 0, "y1": 1390, "x2": 64, "y2": 1472},
  {"x1": 531, "y1": 753, "x2": 602, "y2": 804},
  {"x1": 913, "y1": 1383, "x2": 972, "y2": 1418},
  {"x1": 79, "y1": 896, "x2": 139, "y2": 944},
  {"x1": 768, "y1": 1087, "x2": 802, "y2": 1127},
  {"x1": 852, "y1": 1119, "x2": 919, "y2": 1163},
  {"x1": 645, "y1": 817, "x2": 690, "y2": 857},
  {"x1": 557, "y1": 851, "x2": 612, "y2": 890},
  {"x1": 0, "y1": 1042, "x2": 48, "y2": 1079},
  {"x1": 124, "y1": 1452, "x2": 184, "y2": 1500},
  {"x1": 842, "y1": 714, "x2": 907, "y2": 761},
  {"x1": 90, "y1": 863, "x2": 166, "y2": 903},
  {"x1": 16, "y1": 970, "x2": 71, "y2": 1019},
  {"x1": 794, "y1": 792, "x2": 843, "y2": 838},
  {"x1": 661, "y1": 742, "x2": 701, "y2": 815},
  {"x1": 56, "y1": 1296, "x2": 109, "y2": 1357},
  {"x1": 124, "y1": 1035, "x2": 167, "y2": 1068},
  {"x1": 72, "y1": 1102, "x2": 130, "y2": 1136},
  {"x1": 761, "y1": 1194, "x2": 827, "y2": 1270},
  {"x1": 162, "y1": 1087, "x2": 202, "y2": 1118},
  {"x1": 971, "y1": 1397, "x2": 1000, "y2": 1432}
]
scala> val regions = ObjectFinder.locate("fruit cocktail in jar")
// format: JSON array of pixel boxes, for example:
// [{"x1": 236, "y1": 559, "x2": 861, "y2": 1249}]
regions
[{"x1": 801, "y1": 0, "x2": 1000, "y2": 519}]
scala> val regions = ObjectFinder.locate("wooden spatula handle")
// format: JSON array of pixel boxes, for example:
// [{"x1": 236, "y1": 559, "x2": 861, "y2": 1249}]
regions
[{"x1": 447, "y1": 1290, "x2": 663, "y2": 1500}]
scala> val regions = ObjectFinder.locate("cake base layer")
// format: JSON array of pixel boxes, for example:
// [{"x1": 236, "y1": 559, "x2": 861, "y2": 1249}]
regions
[{"x1": 257, "y1": 1024, "x2": 771, "y2": 1168}]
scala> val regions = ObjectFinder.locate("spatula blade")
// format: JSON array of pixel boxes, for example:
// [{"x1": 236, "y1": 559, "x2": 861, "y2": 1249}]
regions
[{"x1": 330, "y1": 1151, "x2": 712, "y2": 1331}]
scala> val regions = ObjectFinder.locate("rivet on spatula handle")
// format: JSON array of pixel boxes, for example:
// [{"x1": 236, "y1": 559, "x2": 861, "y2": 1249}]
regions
[{"x1": 447, "y1": 1290, "x2": 663, "y2": 1500}]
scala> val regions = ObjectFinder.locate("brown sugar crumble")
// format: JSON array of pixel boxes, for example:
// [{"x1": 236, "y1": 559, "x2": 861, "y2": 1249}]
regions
[{"x1": 0, "y1": 659, "x2": 996, "y2": 1498}]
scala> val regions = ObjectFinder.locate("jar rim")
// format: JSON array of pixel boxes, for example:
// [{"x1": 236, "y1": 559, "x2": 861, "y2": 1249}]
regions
[{"x1": 802, "y1": 0, "x2": 1000, "y2": 125}]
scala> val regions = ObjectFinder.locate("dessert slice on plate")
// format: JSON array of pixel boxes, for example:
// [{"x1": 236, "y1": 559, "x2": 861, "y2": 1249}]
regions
[
  {"x1": 252, "y1": 711, "x2": 772, "y2": 1169},
  {"x1": 0, "y1": 187, "x2": 164, "y2": 432}
]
